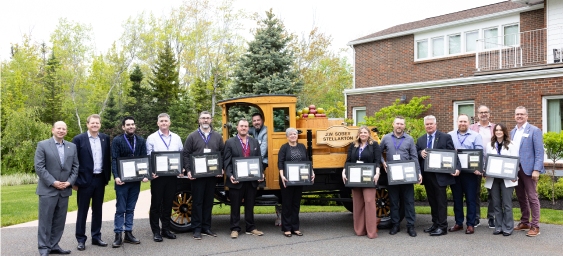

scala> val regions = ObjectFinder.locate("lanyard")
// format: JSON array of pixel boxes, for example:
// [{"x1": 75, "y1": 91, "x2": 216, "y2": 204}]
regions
[
  {"x1": 457, "y1": 133, "x2": 468, "y2": 146},
  {"x1": 197, "y1": 129, "x2": 211, "y2": 148},
  {"x1": 358, "y1": 144, "x2": 367, "y2": 159},
  {"x1": 159, "y1": 132, "x2": 171, "y2": 150},
  {"x1": 392, "y1": 136, "x2": 405, "y2": 152},
  {"x1": 124, "y1": 134, "x2": 136, "y2": 155},
  {"x1": 238, "y1": 135, "x2": 249, "y2": 153},
  {"x1": 496, "y1": 141, "x2": 503, "y2": 155}
]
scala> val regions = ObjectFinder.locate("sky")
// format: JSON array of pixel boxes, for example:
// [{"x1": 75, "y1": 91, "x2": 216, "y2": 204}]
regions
[{"x1": 0, "y1": 0, "x2": 504, "y2": 61}]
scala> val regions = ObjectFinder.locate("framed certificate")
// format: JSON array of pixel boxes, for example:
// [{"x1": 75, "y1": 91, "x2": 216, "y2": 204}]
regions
[
  {"x1": 457, "y1": 149, "x2": 483, "y2": 173},
  {"x1": 386, "y1": 160, "x2": 419, "y2": 185},
  {"x1": 485, "y1": 154, "x2": 519, "y2": 180},
  {"x1": 284, "y1": 161, "x2": 313, "y2": 186},
  {"x1": 191, "y1": 152, "x2": 223, "y2": 178},
  {"x1": 151, "y1": 151, "x2": 183, "y2": 176},
  {"x1": 424, "y1": 149, "x2": 457, "y2": 174},
  {"x1": 233, "y1": 157, "x2": 263, "y2": 181},
  {"x1": 117, "y1": 156, "x2": 151, "y2": 182},
  {"x1": 344, "y1": 163, "x2": 376, "y2": 188}
]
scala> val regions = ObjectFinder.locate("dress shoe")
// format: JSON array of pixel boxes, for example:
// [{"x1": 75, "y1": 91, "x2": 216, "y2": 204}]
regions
[
  {"x1": 423, "y1": 225, "x2": 438, "y2": 233},
  {"x1": 202, "y1": 229, "x2": 217, "y2": 237},
  {"x1": 124, "y1": 231, "x2": 140, "y2": 244},
  {"x1": 514, "y1": 222, "x2": 531, "y2": 231},
  {"x1": 465, "y1": 226, "x2": 474, "y2": 234},
  {"x1": 488, "y1": 218, "x2": 495, "y2": 229},
  {"x1": 153, "y1": 233, "x2": 163, "y2": 242},
  {"x1": 429, "y1": 228, "x2": 447, "y2": 236},
  {"x1": 77, "y1": 242, "x2": 85, "y2": 251},
  {"x1": 92, "y1": 239, "x2": 108, "y2": 247},
  {"x1": 503, "y1": 232, "x2": 512, "y2": 236},
  {"x1": 526, "y1": 227, "x2": 540, "y2": 237},
  {"x1": 448, "y1": 224, "x2": 463, "y2": 232},
  {"x1": 389, "y1": 225, "x2": 400, "y2": 235},
  {"x1": 193, "y1": 231, "x2": 202, "y2": 240},
  {"x1": 493, "y1": 230, "x2": 503, "y2": 235},
  {"x1": 50, "y1": 248, "x2": 71, "y2": 254},
  {"x1": 407, "y1": 227, "x2": 417, "y2": 237},
  {"x1": 231, "y1": 231, "x2": 239, "y2": 239},
  {"x1": 112, "y1": 233, "x2": 123, "y2": 248},
  {"x1": 161, "y1": 230, "x2": 177, "y2": 239}
]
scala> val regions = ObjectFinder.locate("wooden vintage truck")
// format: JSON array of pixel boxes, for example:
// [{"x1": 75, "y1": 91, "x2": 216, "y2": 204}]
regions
[{"x1": 169, "y1": 95, "x2": 396, "y2": 232}]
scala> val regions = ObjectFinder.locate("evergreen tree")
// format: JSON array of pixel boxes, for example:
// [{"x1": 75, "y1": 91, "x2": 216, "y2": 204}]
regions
[
  {"x1": 231, "y1": 9, "x2": 303, "y2": 96},
  {"x1": 124, "y1": 65, "x2": 153, "y2": 137},
  {"x1": 149, "y1": 42, "x2": 180, "y2": 109},
  {"x1": 101, "y1": 93, "x2": 121, "y2": 139},
  {"x1": 42, "y1": 52, "x2": 64, "y2": 124}
]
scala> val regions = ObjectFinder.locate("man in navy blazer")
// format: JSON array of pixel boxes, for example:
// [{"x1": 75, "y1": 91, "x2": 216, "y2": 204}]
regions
[
  {"x1": 416, "y1": 115, "x2": 460, "y2": 236},
  {"x1": 72, "y1": 114, "x2": 111, "y2": 250},
  {"x1": 224, "y1": 119, "x2": 264, "y2": 238},
  {"x1": 510, "y1": 106, "x2": 544, "y2": 237}
]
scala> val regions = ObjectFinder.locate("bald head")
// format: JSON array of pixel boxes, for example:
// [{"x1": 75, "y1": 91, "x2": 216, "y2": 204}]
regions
[{"x1": 52, "y1": 121, "x2": 68, "y2": 143}]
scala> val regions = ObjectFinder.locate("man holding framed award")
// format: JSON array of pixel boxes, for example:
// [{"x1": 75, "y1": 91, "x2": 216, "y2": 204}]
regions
[
  {"x1": 224, "y1": 119, "x2": 264, "y2": 239},
  {"x1": 416, "y1": 115, "x2": 460, "y2": 236},
  {"x1": 448, "y1": 114, "x2": 483, "y2": 235},
  {"x1": 146, "y1": 113, "x2": 184, "y2": 242},
  {"x1": 183, "y1": 111, "x2": 225, "y2": 240},
  {"x1": 380, "y1": 116, "x2": 421, "y2": 237}
]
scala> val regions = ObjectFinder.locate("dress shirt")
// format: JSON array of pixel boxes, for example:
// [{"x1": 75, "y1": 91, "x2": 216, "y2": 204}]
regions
[
  {"x1": 427, "y1": 131, "x2": 437, "y2": 149},
  {"x1": 448, "y1": 130, "x2": 483, "y2": 150},
  {"x1": 478, "y1": 124, "x2": 492, "y2": 145},
  {"x1": 512, "y1": 122, "x2": 527, "y2": 156},
  {"x1": 146, "y1": 130, "x2": 184, "y2": 154},
  {"x1": 53, "y1": 137, "x2": 65, "y2": 165},
  {"x1": 88, "y1": 131, "x2": 103, "y2": 174}
]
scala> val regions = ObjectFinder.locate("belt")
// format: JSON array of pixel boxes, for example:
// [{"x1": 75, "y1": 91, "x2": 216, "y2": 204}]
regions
[{"x1": 93, "y1": 173, "x2": 104, "y2": 178}]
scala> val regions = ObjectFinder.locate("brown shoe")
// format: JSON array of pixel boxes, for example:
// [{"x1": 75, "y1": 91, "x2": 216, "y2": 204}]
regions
[
  {"x1": 514, "y1": 223, "x2": 531, "y2": 231},
  {"x1": 448, "y1": 224, "x2": 463, "y2": 232},
  {"x1": 526, "y1": 227, "x2": 540, "y2": 237},
  {"x1": 465, "y1": 226, "x2": 474, "y2": 234}
]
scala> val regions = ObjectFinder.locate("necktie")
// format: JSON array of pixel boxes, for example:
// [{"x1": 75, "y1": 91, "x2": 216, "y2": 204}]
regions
[{"x1": 427, "y1": 135, "x2": 433, "y2": 149}]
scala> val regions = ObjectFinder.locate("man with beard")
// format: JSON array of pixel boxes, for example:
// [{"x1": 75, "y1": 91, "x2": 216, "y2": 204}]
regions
[
  {"x1": 380, "y1": 116, "x2": 422, "y2": 237},
  {"x1": 183, "y1": 111, "x2": 225, "y2": 240},
  {"x1": 111, "y1": 116, "x2": 149, "y2": 248},
  {"x1": 249, "y1": 113, "x2": 268, "y2": 171},
  {"x1": 448, "y1": 114, "x2": 483, "y2": 234},
  {"x1": 147, "y1": 113, "x2": 184, "y2": 242}
]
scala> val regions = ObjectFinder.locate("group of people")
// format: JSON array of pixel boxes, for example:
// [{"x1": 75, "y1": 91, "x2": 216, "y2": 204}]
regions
[{"x1": 33, "y1": 105, "x2": 545, "y2": 255}]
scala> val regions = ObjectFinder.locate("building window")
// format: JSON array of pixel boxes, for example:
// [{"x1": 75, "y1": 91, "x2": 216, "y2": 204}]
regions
[
  {"x1": 465, "y1": 31, "x2": 478, "y2": 52},
  {"x1": 353, "y1": 107, "x2": 366, "y2": 126},
  {"x1": 504, "y1": 24, "x2": 519, "y2": 46},
  {"x1": 484, "y1": 28, "x2": 499, "y2": 49},
  {"x1": 453, "y1": 101, "x2": 475, "y2": 130},
  {"x1": 417, "y1": 40, "x2": 428, "y2": 59},
  {"x1": 543, "y1": 96, "x2": 563, "y2": 132},
  {"x1": 448, "y1": 34, "x2": 461, "y2": 54},
  {"x1": 432, "y1": 37, "x2": 444, "y2": 57}
]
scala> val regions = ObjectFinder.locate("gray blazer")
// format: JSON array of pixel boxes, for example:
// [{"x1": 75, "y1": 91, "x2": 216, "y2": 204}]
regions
[{"x1": 34, "y1": 138, "x2": 79, "y2": 197}]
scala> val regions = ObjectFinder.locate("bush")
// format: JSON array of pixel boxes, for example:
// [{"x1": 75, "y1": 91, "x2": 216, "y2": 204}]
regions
[
  {"x1": 537, "y1": 175, "x2": 563, "y2": 200},
  {"x1": 1, "y1": 173, "x2": 39, "y2": 186},
  {"x1": 414, "y1": 184, "x2": 427, "y2": 201}
]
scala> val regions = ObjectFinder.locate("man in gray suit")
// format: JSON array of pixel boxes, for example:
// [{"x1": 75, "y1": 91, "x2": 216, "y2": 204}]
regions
[{"x1": 35, "y1": 121, "x2": 79, "y2": 256}]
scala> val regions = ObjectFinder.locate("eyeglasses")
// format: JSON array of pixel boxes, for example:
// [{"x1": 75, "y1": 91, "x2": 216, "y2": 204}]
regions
[
  {"x1": 199, "y1": 117, "x2": 212, "y2": 120},
  {"x1": 478, "y1": 112, "x2": 489, "y2": 115}
]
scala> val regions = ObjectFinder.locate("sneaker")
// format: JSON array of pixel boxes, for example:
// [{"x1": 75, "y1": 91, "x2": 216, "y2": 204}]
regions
[
  {"x1": 474, "y1": 219, "x2": 481, "y2": 227},
  {"x1": 514, "y1": 222, "x2": 531, "y2": 231},
  {"x1": 246, "y1": 229, "x2": 264, "y2": 236},
  {"x1": 230, "y1": 231, "x2": 238, "y2": 239},
  {"x1": 488, "y1": 219, "x2": 495, "y2": 229},
  {"x1": 526, "y1": 227, "x2": 540, "y2": 237},
  {"x1": 193, "y1": 231, "x2": 202, "y2": 240}
]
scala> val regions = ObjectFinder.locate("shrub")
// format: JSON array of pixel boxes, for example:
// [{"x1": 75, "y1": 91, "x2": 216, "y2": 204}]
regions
[
  {"x1": 414, "y1": 184, "x2": 427, "y2": 201},
  {"x1": 537, "y1": 175, "x2": 563, "y2": 200},
  {"x1": 1, "y1": 173, "x2": 39, "y2": 186}
]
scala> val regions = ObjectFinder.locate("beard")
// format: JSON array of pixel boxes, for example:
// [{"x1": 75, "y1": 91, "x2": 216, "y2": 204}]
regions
[{"x1": 201, "y1": 124, "x2": 210, "y2": 129}]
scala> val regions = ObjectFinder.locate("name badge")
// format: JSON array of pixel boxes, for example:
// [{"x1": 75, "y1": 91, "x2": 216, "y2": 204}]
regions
[
  {"x1": 204, "y1": 148, "x2": 211, "y2": 153},
  {"x1": 393, "y1": 154, "x2": 401, "y2": 160},
  {"x1": 356, "y1": 160, "x2": 364, "y2": 163},
  {"x1": 523, "y1": 133, "x2": 529, "y2": 138}
]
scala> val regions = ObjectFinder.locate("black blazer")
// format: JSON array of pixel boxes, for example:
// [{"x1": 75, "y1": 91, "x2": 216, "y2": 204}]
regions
[
  {"x1": 345, "y1": 141, "x2": 381, "y2": 166},
  {"x1": 416, "y1": 130, "x2": 459, "y2": 186},
  {"x1": 72, "y1": 132, "x2": 111, "y2": 187},
  {"x1": 224, "y1": 136, "x2": 262, "y2": 189}
]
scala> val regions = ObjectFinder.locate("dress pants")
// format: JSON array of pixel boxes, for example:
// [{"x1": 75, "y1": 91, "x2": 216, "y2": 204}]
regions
[
  {"x1": 423, "y1": 172, "x2": 448, "y2": 229},
  {"x1": 38, "y1": 195, "x2": 69, "y2": 255},
  {"x1": 76, "y1": 175, "x2": 106, "y2": 243},
  {"x1": 475, "y1": 175, "x2": 494, "y2": 222},
  {"x1": 491, "y1": 178, "x2": 514, "y2": 233},
  {"x1": 114, "y1": 182, "x2": 141, "y2": 233},
  {"x1": 515, "y1": 169, "x2": 540, "y2": 228},
  {"x1": 352, "y1": 187, "x2": 378, "y2": 238},
  {"x1": 229, "y1": 182, "x2": 257, "y2": 232},
  {"x1": 280, "y1": 184, "x2": 303, "y2": 232},
  {"x1": 191, "y1": 176, "x2": 217, "y2": 232},
  {"x1": 451, "y1": 173, "x2": 478, "y2": 227},
  {"x1": 149, "y1": 176, "x2": 177, "y2": 234},
  {"x1": 388, "y1": 184, "x2": 415, "y2": 227}
]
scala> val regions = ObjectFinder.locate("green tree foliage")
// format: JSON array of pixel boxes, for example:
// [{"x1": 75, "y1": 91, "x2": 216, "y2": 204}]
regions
[
  {"x1": 149, "y1": 42, "x2": 180, "y2": 109},
  {"x1": 543, "y1": 131, "x2": 563, "y2": 204},
  {"x1": 231, "y1": 9, "x2": 303, "y2": 96},
  {"x1": 41, "y1": 52, "x2": 64, "y2": 125},
  {"x1": 363, "y1": 96, "x2": 432, "y2": 139},
  {"x1": 101, "y1": 93, "x2": 122, "y2": 139},
  {"x1": 124, "y1": 65, "x2": 154, "y2": 137}
]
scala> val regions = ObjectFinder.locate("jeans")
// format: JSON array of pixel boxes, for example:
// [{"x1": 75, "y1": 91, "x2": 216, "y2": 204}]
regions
[
  {"x1": 451, "y1": 173, "x2": 478, "y2": 227},
  {"x1": 114, "y1": 182, "x2": 141, "y2": 233}
]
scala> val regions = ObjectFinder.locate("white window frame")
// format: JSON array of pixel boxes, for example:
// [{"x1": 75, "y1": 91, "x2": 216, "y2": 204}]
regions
[
  {"x1": 453, "y1": 100, "x2": 475, "y2": 130},
  {"x1": 416, "y1": 39, "x2": 429, "y2": 60},
  {"x1": 431, "y1": 36, "x2": 445, "y2": 57},
  {"x1": 483, "y1": 26, "x2": 500, "y2": 49},
  {"x1": 352, "y1": 107, "x2": 366, "y2": 126},
  {"x1": 502, "y1": 23, "x2": 520, "y2": 46},
  {"x1": 464, "y1": 30, "x2": 479, "y2": 53},
  {"x1": 448, "y1": 33, "x2": 462, "y2": 55},
  {"x1": 542, "y1": 95, "x2": 563, "y2": 133}
]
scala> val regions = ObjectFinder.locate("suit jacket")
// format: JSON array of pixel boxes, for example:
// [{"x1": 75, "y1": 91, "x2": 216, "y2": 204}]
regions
[
  {"x1": 72, "y1": 132, "x2": 111, "y2": 187},
  {"x1": 224, "y1": 136, "x2": 261, "y2": 189},
  {"x1": 34, "y1": 138, "x2": 79, "y2": 197},
  {"x1": 249, "y1": 125, "x2": 268, "y2": 164},
  {"x1": 510, "y1": 123, "x2": 545, "y2": 175},
  {"x1": 416, "y1": 130, "x2": 459, "y2": 186},
  {"x1": 345, "y1": 141, "x2": 381, "y2": 165}
]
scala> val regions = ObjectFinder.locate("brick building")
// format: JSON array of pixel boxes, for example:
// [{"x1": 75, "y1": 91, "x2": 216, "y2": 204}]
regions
[{"x1": 345, "y1": 0, "x2": 563, "y2": 134}]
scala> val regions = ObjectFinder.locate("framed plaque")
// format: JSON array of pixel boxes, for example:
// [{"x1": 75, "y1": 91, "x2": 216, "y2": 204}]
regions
[
  {"x1": 344, "y1": 162, "x2": 376, "y2": 188},
  {"x1": 117, "y1": 156, "x2": 151, "y2": 182},
  {"x1": 387, "y1": 160, "x2": 419, "y2": 185},
  {"x1": 457, "y1": 149, "x2": 483, "y2": 173},
  {"x1": 284, "y1": 161, "x2": 313, "y2": 186},
  {"x1": 191, "y1": 152, "x2": 223, "y2": 178},
  {"x1": 485, "y1": 154, "x2": 519, "y2": 180},
  {"x1": 233, "y1": 157, "x2": 263, "y2": 181},
  {"x1": 424, "y1": 149, "x2": 457, "y2": 174},
  {"x1": 151, "y1": 151, "x2": 183, "y2": 176}
]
